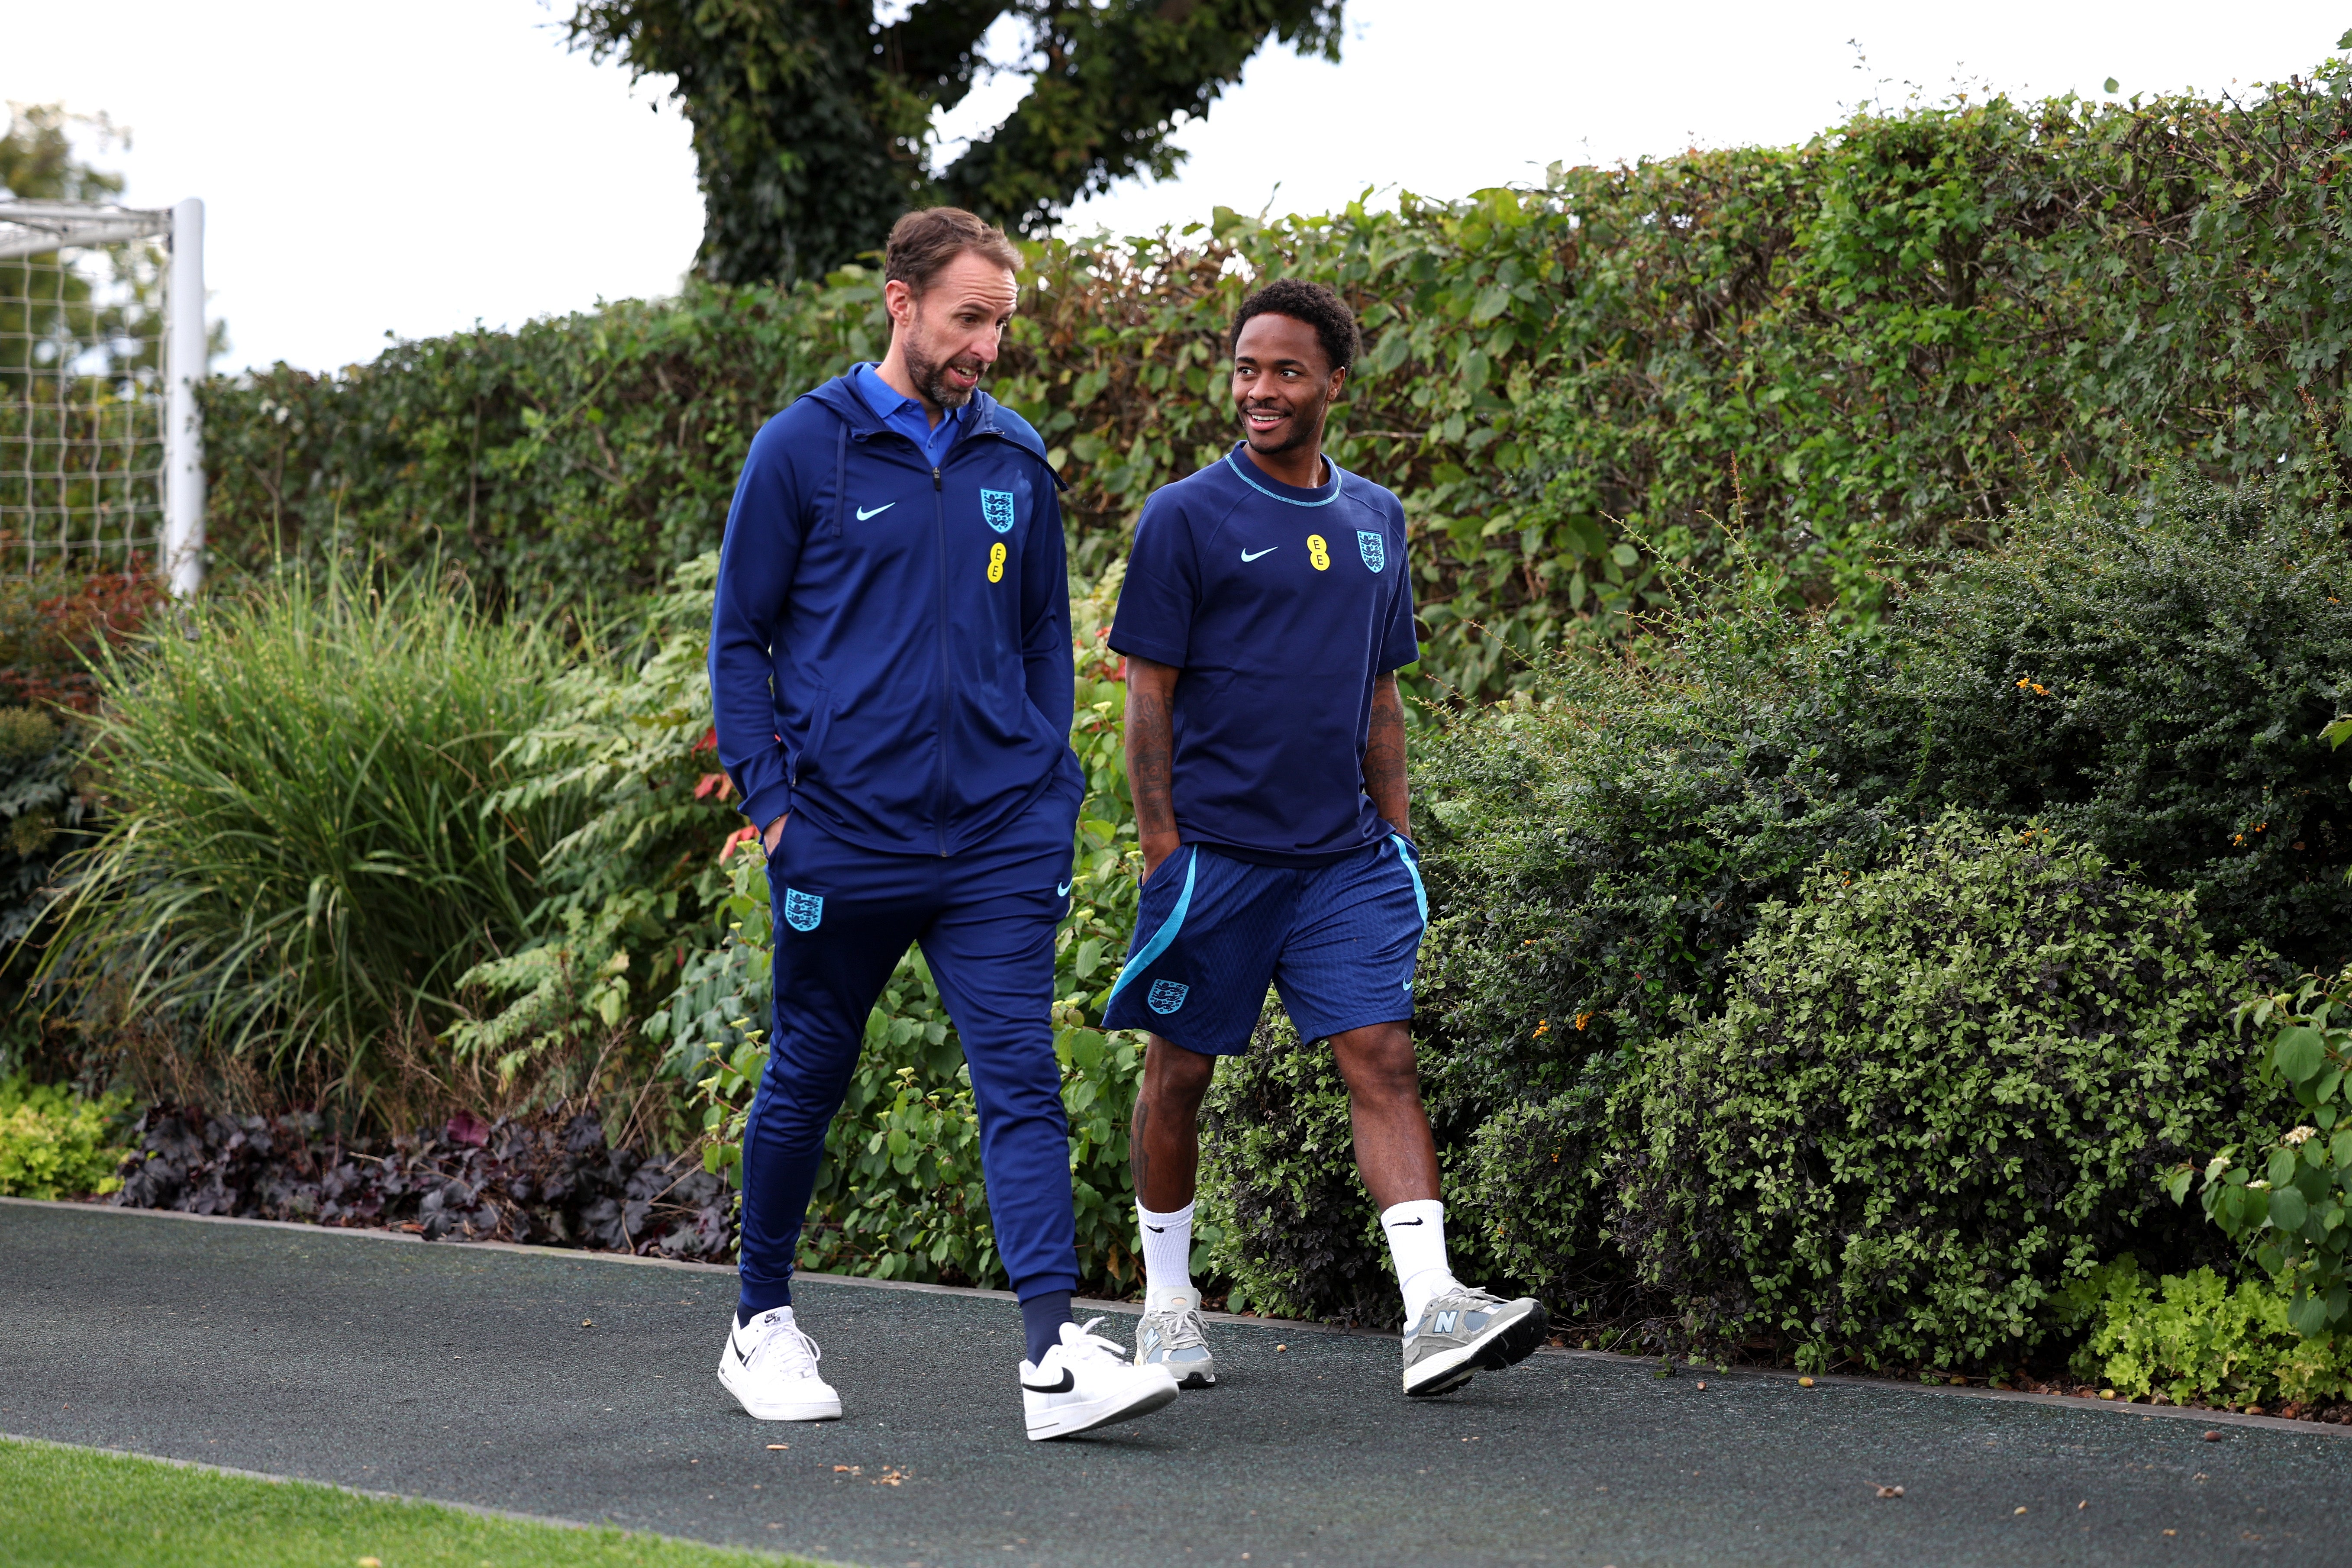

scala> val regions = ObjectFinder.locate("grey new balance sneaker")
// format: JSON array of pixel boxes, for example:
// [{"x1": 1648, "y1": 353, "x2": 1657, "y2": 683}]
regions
[
  {"x1": 1400, "y1": 1287, "x2": 1548, "y2": 1397},
  {"x1": 1132, "y1": 1297, "x2": 1218, "y2": 1388}
]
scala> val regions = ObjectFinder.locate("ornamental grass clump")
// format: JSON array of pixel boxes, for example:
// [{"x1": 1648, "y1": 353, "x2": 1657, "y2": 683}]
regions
[
  {"x1": 1620, "y1": 814, "x2": 2289, "y2": 1373},
  {"x1": 40, "y1": 570, "x2": 577, "y2": 1117}
]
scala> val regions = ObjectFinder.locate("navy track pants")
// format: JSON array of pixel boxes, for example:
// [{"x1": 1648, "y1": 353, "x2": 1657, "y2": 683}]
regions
[{"x1": 736, "y1": 789, "x2": 1080, "y2": 1315}]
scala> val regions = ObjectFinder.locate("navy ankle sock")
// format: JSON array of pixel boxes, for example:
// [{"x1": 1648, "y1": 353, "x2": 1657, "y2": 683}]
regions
[
  {"x1": 1020, "y1": 1289, "x2": 1073, "y2": 1365},
  {"x1": 737, "y1": 1281, "x2": 792, "y2": 1329}
]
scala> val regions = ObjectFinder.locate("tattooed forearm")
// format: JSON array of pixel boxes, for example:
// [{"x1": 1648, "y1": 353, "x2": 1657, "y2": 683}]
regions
[
  {"x1": 1363, "y1": 671, "x2": 1410, "y2": 838},
  {"x1": 1125, "y1": 654, "x2": 1181, "y2": 875}
]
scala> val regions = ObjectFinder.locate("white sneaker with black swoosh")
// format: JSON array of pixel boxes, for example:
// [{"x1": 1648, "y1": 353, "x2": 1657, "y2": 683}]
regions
[
  {"x1": 1021, "y1": 1317, "x2": 1179, "y2": 1440},
  {"x1": 717, "y1": 1307, "x2": 843, "y2": 1421}
]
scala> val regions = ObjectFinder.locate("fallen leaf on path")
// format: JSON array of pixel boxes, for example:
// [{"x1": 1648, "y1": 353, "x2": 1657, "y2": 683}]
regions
[
  {"x1": 766, "y1": 1444, "x2": 787, "y2": 1450},
  {"x1": 1873, "y1": 1486, "x2": 1904, "y2": 1499},
  {"x1": 2203, "y1": 1430, "x2": 2222, "y2": 1442},
  {"x1": 2015, "y1": 1507, "x2": 2027, "y2": 1515}
]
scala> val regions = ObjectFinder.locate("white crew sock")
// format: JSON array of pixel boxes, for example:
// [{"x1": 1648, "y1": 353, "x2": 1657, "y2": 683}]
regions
[
  {"x1": 1381, "y1": 1199, "x2": 1461, "y2": 1327},
  {"x1": 1138, "y1": 1200, "x2": 1197, "y2": 1312}
]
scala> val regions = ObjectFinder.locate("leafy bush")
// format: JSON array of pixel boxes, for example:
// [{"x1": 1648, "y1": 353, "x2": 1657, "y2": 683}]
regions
[
  {"x1": 1408, "y1": 571, "x2": 1896, "y2": 1114},
  {"x1": 450, "y1": 554, "x2": 738, "y2": 1092},
  {"x1": 38, "y1": 570, "x2": 579, "y2": 1115},
  {"x1": 1843, "y1": 476, "x2": 2352, "y2": 970},
  {"x1": 0, "y1": 570, "x2": 163, "y2": 1011},
  {"x1": 203, "y1": 60, "x2": 2352, "y2": 695},
  {"x1": 1621, "y1": 816, "x2": 2284, "y2": 1372},
  {"x1": 2177, "y1": 970, "x2": 2352, "y2": 1336},
  {"x1": 0, "y1": 1075, "x2": 129, "y2": 1198},
  {"x1": 109, "y1": 1103, "x2": 732, "y2": 1258},
  {"x1": 2056, "y1": 1257, "x2": 2352, "y2": 1410}
]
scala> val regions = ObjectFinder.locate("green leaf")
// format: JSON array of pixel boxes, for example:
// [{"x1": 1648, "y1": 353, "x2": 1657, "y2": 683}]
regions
[
  {"x1": 2274, "y1": 1025, "x2": 2328, "y2": 1083},
  {"x1": 2271, "y1": 1184, "x2": 2310, "y2": 1231},
  {"x1": 2103, "y1": 77, "x2": 2120, "y2": 94}
]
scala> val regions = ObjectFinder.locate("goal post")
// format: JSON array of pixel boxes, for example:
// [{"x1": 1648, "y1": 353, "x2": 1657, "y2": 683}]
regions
[{"x1": 0, "y1": 195, "x2": 204, "y2": 594}]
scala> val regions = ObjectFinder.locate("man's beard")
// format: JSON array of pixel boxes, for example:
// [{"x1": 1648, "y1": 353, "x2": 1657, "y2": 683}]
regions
[{"x1": 904, "y1": 323, "x2": 985, "y2": 410}]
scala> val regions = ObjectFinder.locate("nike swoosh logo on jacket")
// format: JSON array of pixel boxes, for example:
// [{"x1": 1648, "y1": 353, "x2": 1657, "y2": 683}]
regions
[{"x1": 708, "y1": 375, "x2": 1083, "y2": 856}]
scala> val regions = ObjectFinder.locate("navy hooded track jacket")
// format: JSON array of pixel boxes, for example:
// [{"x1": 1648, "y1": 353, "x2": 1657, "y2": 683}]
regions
[{"x1": 708, "y1": 374, "x2": 1081, "y2": 858}]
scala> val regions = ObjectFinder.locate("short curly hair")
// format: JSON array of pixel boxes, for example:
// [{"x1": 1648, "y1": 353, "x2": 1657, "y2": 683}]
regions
[{"x1": 1229, "y1": 278, "x2": 1360, "y2": 376}]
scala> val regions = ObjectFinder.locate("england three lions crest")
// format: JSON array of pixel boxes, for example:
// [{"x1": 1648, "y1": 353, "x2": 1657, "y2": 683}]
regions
[
  {"x1": 1147, "y1": 979, "x2": 1190, "y2": 1014},
  {"x1": 782, "y1": 888, "x2": 824, "y2": 932},
  {"x1": 1357, "y1": 530, "x2": 1386, "y2": 572},
  {"x1": 981, "y1": 489, "x2": 1016, "y2": 533}
]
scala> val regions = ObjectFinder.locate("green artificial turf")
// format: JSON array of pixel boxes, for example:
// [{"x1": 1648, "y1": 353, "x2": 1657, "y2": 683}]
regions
[{"x1": 0, "y1": 1439, "x2": 832, "y2": 1568}]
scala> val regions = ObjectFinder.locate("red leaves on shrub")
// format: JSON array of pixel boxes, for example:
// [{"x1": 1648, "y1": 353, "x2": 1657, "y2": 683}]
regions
[{"x1": 109, "y1": 1104, "x2": 734, "y2": 1261}]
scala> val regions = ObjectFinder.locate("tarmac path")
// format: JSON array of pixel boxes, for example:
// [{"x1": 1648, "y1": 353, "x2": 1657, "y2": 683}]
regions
[{"x1": 4, "y1": 1198, "x2": 2350, "y2": 1567}]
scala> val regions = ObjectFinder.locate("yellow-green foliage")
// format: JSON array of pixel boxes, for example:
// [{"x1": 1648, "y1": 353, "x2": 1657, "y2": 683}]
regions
[
  {"x1": 2062, "y1": 1258, "x2": 2352, "y2": 1407},
  {"x1": 0, "y1": 1076, "x2": 129, "y2": 1199}
]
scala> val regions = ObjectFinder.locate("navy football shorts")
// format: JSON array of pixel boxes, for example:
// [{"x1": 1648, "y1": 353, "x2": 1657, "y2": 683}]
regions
[{"x1": 1100, "y1": 835, "x2": 1427, "y2": 1055}]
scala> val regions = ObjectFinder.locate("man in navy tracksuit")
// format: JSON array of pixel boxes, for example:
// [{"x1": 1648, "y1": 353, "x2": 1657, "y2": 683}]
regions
[{"x1": 706, "y1": 208, "x2": 1177, "y2": 1441}]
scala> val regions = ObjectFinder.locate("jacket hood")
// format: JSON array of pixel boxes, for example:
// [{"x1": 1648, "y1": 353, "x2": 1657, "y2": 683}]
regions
[{"x1": 803, "y1": 373, "x2": 1053, "y2": 471}]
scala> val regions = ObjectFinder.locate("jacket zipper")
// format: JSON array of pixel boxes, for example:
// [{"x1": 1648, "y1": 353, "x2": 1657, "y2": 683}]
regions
[{"x1": 931, "y1": 460, "x2": 950, "y2": 857}]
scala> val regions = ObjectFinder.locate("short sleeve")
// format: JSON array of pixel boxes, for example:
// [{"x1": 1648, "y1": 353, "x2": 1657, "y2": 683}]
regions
[
  {"x1": 1376, "y1": 503, "x2": 1420, "y2": 672},
  {"x1": 1108, "y1": 490, "x2": 1198, "y2": 668}
]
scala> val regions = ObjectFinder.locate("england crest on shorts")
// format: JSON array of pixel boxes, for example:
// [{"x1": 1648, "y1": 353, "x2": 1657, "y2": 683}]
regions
[
  {"x1": 980, "y1": 489, "x2": 1016, "y2": 533},
  {"x1": 1357, "y1": 529, "x2": 1386, "y2": 573},
  {"x1": 782, "y1": 888, "x2": 824, "y2": 932},
  {"x1": 1148, "y1": 979, "x2": 1190, "y2": 1014}
]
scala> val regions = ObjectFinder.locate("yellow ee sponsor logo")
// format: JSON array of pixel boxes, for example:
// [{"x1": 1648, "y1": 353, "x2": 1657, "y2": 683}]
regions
[
  {"x1": 987, "y1": 541, "x2": 1007, "y2": 583},
  {"x1": 1307, "y1": 533, "x2": 1330, "y2": 571}
]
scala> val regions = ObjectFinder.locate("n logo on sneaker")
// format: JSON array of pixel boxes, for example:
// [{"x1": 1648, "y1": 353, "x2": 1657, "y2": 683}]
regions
[{"x1": 1435, "y1": 1311, "x2": 1459, "y2": 1335}]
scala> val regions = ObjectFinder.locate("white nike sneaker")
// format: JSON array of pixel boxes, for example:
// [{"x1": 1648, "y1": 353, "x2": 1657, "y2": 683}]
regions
[
  {"x1": 717, "y1": 1307, "x2": 843, "y2": 1421},
  {"x1": 1021, "y1": 1317, "x2": 1180, "y2": 1441}
]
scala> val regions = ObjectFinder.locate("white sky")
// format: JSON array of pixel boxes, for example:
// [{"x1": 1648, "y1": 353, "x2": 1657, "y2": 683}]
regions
[{"x1": 6, "y1": 0, "x2": 2346, "y2": 372}]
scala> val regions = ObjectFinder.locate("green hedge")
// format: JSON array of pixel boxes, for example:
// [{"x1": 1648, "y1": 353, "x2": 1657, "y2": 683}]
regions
[
  {"x1": 203, "y1": 58, "x2": 2352, "y2": 697},
  {"x1": 1620, "y1": 816, "x2": 2281, "y2": 1372},
  {"x1": 1210, "y1": 474, "x2": 2349, "y2": 1345}
]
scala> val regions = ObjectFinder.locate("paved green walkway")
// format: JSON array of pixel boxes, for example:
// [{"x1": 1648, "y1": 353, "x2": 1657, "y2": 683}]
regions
[{"x1": 3, "y1": 1200, "x2": 2348, "y2": 1567}]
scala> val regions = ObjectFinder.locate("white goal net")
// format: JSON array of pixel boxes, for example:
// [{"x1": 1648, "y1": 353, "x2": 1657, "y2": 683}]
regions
[{"x1": 0, "y1": 198, "x2": 202, "y2": 590}]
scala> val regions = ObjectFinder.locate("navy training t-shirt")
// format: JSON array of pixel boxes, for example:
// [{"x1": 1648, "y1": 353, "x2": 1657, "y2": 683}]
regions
[{"x1": 1110, "y1": 442, "x2": 1420, "y2": 867}]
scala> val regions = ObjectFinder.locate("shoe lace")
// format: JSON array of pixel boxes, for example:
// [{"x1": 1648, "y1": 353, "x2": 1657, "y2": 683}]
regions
[
  {"x1": 1064, "y1": 1315, "x2": 1130, "y2": 1365},
  {"x1": 749, "y1": 1316, "x2": 822, "y2": 1378},
  {"x1": 1429, "y1": 1284, "x2": 1506, "y2": 1312},
  {"x1": 1152, "y1": 1303, "x2": 1210, "y2": 1350}
]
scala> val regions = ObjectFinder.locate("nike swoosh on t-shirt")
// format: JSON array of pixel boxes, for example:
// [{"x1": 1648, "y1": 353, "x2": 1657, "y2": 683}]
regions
[
  {"x1": 1056, "y1": 881, "x2": 1073, "y2": 895},
  {"x1": 1239, "y1": 545, "x2": 1277, "y2": 561},
  {"x1": 856, "y1": 503, "x2": 895, "y2": 520}
]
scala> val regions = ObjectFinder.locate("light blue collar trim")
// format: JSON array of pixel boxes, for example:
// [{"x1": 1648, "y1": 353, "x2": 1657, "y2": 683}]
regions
[{"x1": 1223, "y1": 449, "x2": 1343, "y2": 508}]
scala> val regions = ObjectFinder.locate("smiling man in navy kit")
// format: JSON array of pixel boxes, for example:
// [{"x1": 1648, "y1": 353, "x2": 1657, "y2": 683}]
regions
[
  {"x1": 707, "y1": 206, "x2": 1178, "y2": 1440},
  {"x1": 1105, "y1": 277, "x2": 1547, "y2": 1397}
]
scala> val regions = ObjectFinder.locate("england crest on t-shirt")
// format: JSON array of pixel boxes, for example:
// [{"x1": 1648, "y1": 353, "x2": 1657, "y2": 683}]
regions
[
  {"x1": 782, "y1": 888, "x2": 824, "y2": 932},
  {"x1": 981, "y1": 489, "x2": 1016, "y2": 533},
  {"x1": 1357, "y1": 529, "x2": 1386, "y2": 572}
]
